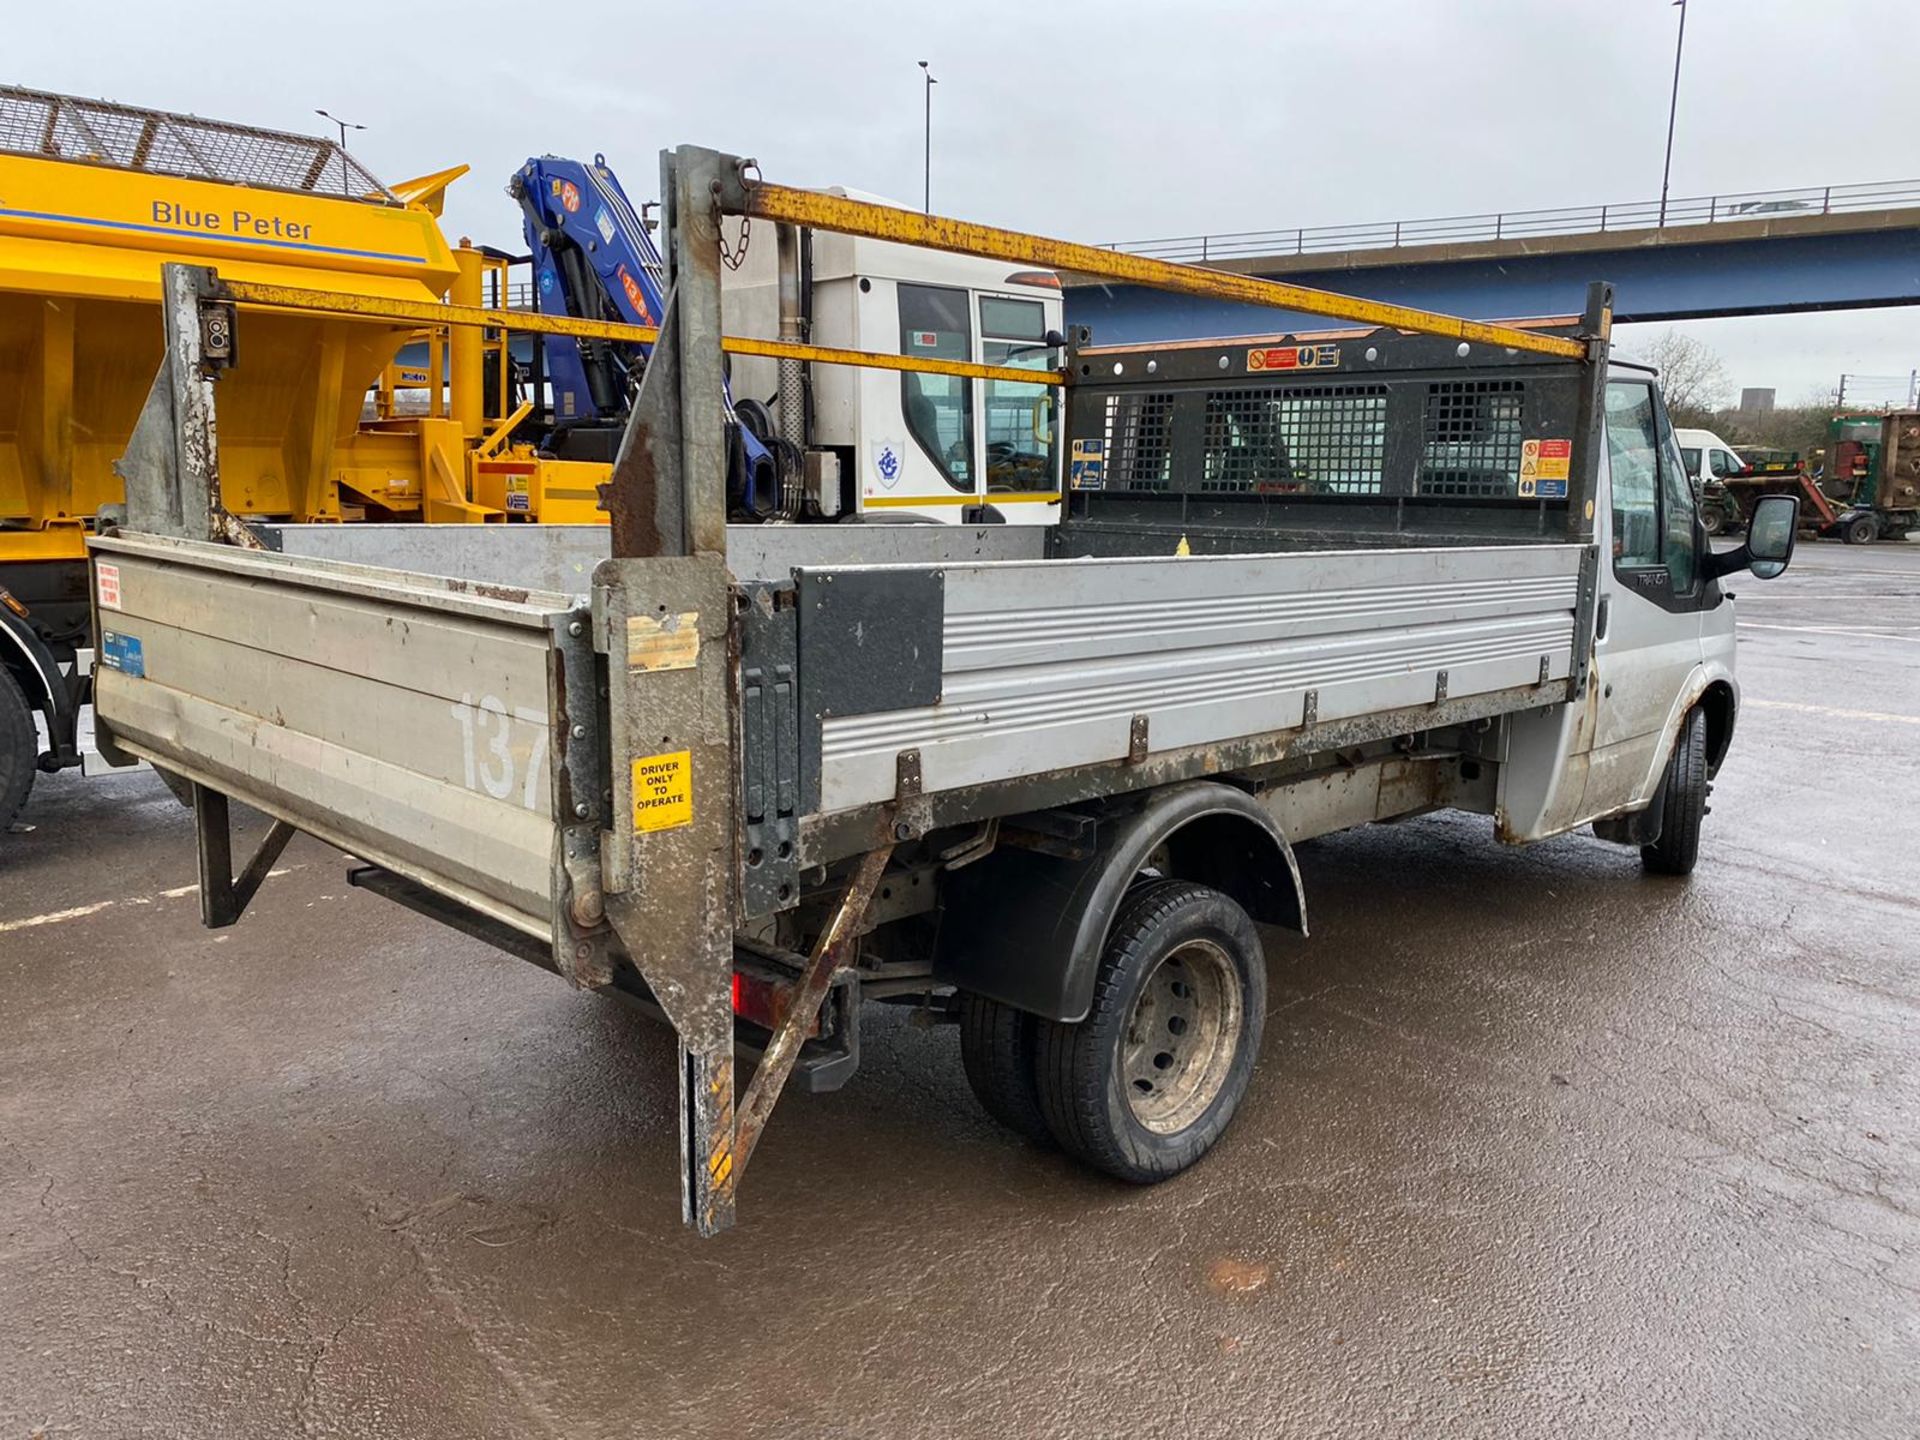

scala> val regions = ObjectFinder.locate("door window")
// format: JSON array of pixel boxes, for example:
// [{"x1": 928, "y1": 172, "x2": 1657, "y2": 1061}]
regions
[
  {"x1": 898, "y1": 283, "x2": 973, "y2": 491},
  {"x1": 979, "y1": 296, "x2": 1056, "y2": 494},
  {"x1": 1709, "y1": 449, "x2": 1741, "y2": 477},
  {"x1": 1656, "y1": 402, "x2": 1699, "y2": 593},
  {"x1": 1607, "y1": 382, "x2": 1663, "y2": 568}
]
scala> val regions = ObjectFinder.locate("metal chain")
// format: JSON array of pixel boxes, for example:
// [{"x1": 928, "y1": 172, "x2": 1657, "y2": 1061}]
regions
[
  {"x1": 716, "y1": 157, "x2": 762, "y2": 271},
  {"x1": 718, "y1": 213, "x2": 751, "y2": 272}
]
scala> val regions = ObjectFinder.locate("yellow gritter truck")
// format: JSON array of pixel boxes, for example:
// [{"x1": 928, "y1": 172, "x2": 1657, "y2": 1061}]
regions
[{"x1": 0, "y1": 86, "x2": 606, "y2": 823}]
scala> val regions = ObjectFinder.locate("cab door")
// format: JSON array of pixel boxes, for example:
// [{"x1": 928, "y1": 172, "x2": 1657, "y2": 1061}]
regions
[
  {"x1": 975, "y1": 292, "x2": 1061, "y2": 523},
  {"x1": 1581, "y1": 378, "x2": 1709, "y2": 818},
  {"x1": 860, "y1": 280, "x2": 1061, "y2": 522}
]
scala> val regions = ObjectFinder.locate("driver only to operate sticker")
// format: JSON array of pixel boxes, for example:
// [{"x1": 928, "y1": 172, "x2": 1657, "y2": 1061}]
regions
[{"x1": 632, "y1": 749, "x2": 692, "y2": 833}]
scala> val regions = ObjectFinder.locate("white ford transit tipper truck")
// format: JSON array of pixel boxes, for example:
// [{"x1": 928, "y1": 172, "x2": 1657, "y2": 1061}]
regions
[{"x1": 87, "y1": 147, "x2": 1800, "y2": 1235}]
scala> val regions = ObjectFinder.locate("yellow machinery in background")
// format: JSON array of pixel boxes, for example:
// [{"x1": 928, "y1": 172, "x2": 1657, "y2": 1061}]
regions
[{"x1": 0, "y1": 85, "x2": 608, "y2": 816}]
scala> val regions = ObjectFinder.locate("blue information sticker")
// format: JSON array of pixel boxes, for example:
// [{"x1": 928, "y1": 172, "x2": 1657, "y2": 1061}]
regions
[
  {"x1": 1536, "y1": 478, "x2": 1568, "y2": 498},
  {"x1": 100, "y1": 630, "x2": 145, "y2": 678}
]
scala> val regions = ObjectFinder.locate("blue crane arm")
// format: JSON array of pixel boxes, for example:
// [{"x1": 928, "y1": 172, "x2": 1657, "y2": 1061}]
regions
[
  {"x1": 512, "y1": 153, "x2": 776, "y2": 508},
  {"x1": 512, "y1": 153, "x2": 665, "y2": 422}
]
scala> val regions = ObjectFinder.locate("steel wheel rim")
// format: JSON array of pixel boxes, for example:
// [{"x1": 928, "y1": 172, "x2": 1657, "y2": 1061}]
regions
[{"x1": 1121, "y1": 937, "x2": 1241, "y2": 1135}]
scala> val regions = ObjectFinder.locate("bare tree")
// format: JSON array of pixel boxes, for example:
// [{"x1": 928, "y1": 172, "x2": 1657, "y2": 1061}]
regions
[{"x1": 1631, "y1": 329, "x2": 1731, "y2": 426}]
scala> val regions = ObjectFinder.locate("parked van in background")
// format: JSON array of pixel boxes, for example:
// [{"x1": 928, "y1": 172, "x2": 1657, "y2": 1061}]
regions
[
  {"x1": 1677, "y1": 427, "x2": 1751, "y2": 536},
  {"x1": 1677, "y1": 428, "x2": 1748, "y2": 486}
]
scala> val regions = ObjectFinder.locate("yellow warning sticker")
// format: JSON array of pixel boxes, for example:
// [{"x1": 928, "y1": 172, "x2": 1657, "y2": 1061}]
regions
[
  {"x1": 632, "y1": 749, "x2": 693, "y2": 832},
  {"x1": 626, "y1": 611, "x2": 701, "y2": 673}
]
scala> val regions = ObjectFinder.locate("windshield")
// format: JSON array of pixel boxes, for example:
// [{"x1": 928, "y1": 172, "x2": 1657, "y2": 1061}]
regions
[{"x1": 1680, "y1": 446, "x2": 1702, "y2": 476}]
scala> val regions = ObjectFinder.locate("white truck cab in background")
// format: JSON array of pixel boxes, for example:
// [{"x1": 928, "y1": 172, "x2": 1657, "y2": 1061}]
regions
[{"x1": 722, "y1": 192, "x2": 1065, "y2": 525}]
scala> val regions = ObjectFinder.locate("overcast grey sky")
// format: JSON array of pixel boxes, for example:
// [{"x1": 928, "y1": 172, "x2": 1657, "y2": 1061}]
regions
[{"x1": 16, "y1": 0, "x2": 1917, "y2": 401}]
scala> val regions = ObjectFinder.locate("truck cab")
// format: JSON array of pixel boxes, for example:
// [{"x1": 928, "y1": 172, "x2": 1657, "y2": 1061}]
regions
[
  {"x1": 1532, "y1": 368, "x2": 1749, "y2": 847},
  {"x1": 722, "y1": 194, "x2": 1065, "y2": 525}
]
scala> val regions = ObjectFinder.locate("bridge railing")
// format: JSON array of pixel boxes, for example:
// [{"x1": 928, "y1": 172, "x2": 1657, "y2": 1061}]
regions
[{"x1": 1109, "y1": 179, "x2": 1920, "y2": 264}]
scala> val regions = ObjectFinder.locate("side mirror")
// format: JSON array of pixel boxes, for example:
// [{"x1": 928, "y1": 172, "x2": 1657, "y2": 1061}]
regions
[
  {"x1": 1705, "y1": 493, "x2": 1799, "y2": 581},
  {"x1": 1745, "y1": 494, "x2": 1798, "y2": 578}
]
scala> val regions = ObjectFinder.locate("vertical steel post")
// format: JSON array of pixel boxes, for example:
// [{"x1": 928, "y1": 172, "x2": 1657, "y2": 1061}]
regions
[
  {"x1": 593, "y1": 147, "x2": 744, "y2": 1236},
  {"x1": 662, "y1": 148, "x2": 732, "y2": 558},
  {"x1": 115, "y1": 264, "x2": 254, "y2": 548}
]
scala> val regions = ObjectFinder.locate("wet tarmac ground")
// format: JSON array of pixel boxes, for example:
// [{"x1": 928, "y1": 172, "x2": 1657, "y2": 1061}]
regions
[{"x1": 3, "y1": 543, "x2": 1917, "y2": 1438}]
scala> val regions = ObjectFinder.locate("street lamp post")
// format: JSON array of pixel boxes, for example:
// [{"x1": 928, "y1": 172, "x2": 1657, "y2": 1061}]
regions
[
  {"x1": 1658, "y1": 0, "x2": 1688, "y2": 228},
  {"x1": 917, "y1": 60, "x2": 936, "y2": 213},
  {"x1": 315, "y1": 108, "x2": 366, "y2": 196}
]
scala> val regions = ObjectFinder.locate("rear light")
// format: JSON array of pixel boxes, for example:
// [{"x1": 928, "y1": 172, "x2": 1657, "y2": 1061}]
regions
[
  {"x1": 1004, "y1": 269, "x2": 1061, "y2": 289},
  {"x1": 731, "y1": 967, "x2": 822, "y2": 1038}
]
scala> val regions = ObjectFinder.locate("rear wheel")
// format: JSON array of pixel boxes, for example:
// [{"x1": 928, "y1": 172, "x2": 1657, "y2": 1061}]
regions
[
  {"x1": 0, "y1": 668, "x2": 38, "y2": 830},
  {"x1": 957, "y1": 991, "x2": 1052, "y2": 1145},
  {"x1": 1642, "y1": 708, "x2": 1709, "y2": 876},
  {"x1": 1701, "y1": 507, "x2": 1726, "y2": 538},
  {"x1": 1844, "y1": 514, "x2": 1879, "y2": 545},
  {"x1": 1035, "y1": 880, "x2": 1266, "y2": 1184}
]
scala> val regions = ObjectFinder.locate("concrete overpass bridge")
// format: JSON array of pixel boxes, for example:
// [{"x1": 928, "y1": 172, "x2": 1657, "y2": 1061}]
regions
[{"x1": 1065, "y1": 180, "x2": 1920, "y2": 344}]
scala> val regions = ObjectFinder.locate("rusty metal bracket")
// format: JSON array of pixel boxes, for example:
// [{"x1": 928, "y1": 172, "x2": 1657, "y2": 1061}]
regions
[
  {"x1": 548, "y1": 604, "x2": 616, "y2": 988},
  {"x1": 888, "y1": 748, "x2": 931, "y2": 842},
  {"x1": 733, "y1": 844, "x2": 895, "y2": 1176},
  {"x1": 1128, "y1": 713, "x2": 1150, "y2": 763},
  {"x1": 895, "y1": 748, "x2": 923, "y2": 798}
]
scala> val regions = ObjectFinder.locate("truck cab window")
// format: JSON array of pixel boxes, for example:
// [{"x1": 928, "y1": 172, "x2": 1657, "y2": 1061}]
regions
[
  {"x1": 1607, "y1": 382, "x2": 1662, "y2": 568},
  {"x1": 1709, "y1": 448, "x2": 1740, "y2": 478},
  {"x1": 979, "y1": 295, "x2": 1056, "y2": 494},
  {"x1": 898, "y1": 282, "x2": 973, "y2": 491}
]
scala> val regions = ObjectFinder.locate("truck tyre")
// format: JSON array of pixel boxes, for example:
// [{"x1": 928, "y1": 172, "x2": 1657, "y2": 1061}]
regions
[
  {"x1": 1642, "y1": 708, "x2": 1708, "y2": 877},
  {"x1": 1701, "y1": 507, "x2": 1725, "y2": 538},
  {"x1": 958, "y1": 991, "x2": 1053, "y2": 1146},
  {"x1": 1843, "y1": 514, "x2": 1878, "y2": 545},
  {"x1": 0, "y1": 668, "x2": 37, "y2": 830},
  {"x1": 1034, "y1": 880, "x2": 1266, "y2": 1184}
]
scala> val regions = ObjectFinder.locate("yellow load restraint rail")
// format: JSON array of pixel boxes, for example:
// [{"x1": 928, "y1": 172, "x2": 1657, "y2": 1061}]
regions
[
  {"x1": 208, "y1": 279, "x2": 1068, "y2": 388},
  {"x1": 733, "y1": 182, "x2": 1589, "y2": 361}
]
